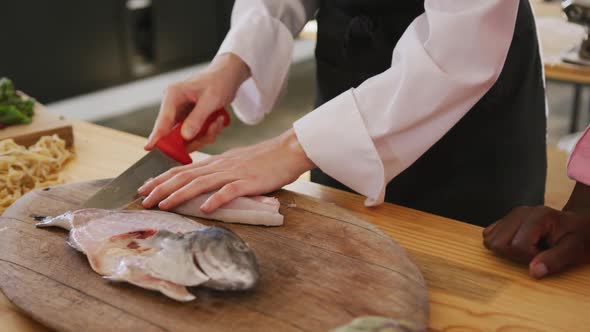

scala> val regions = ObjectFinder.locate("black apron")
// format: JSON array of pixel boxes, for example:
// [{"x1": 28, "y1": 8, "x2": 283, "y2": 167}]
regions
[{"x1": 312, "y1": 0, "x2": 547, "y2": 227}]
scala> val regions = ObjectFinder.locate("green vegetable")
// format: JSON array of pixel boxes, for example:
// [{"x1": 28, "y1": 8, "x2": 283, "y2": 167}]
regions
[
  {"x1": 0, "y1": 77, "x2": 16, "y2": 99},
  {"x1": 0, "y1": 77, "x2": 35, "y2": 126},
  {"x1": 0, "y1": 105, "x2": 32, "y2": 124}
]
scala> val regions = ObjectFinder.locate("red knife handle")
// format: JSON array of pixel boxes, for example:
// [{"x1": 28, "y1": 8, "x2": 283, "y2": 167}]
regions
[{"x1": 155, "y1": 108, "x2": 230, "y2": 165}]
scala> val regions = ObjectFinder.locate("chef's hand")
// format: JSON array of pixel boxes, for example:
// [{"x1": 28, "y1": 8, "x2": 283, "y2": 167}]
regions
[
  {"x1": 138, "y1": 129, "x2": 315, "y2": 212},
  {"x1": 145, "y1": 53, "x2": 250, "y2": 152},
  {"x1": 483, "y1": 204, "x2": 590, "y2": 279}
]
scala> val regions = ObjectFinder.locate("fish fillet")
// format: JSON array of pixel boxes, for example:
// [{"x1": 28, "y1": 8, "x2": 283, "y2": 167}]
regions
[{"x1": 172, "y1": 192, "x2": 284, "y2": 226}]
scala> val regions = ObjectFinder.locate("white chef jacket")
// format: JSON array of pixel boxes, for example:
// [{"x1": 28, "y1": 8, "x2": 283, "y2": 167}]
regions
[{"x1": 217, "y1": 0, "x2": 520, "y2": 206}]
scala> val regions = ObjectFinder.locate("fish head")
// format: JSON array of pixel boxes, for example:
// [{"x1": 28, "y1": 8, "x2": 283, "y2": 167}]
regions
[{"x1": 191, "y1": 226, "x2": 260, "y2": 291}]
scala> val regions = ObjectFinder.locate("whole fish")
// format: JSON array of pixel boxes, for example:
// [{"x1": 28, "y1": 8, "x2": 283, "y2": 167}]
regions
[{"x1": 36, "y1": 209, "x2": 259, "y2": 301}]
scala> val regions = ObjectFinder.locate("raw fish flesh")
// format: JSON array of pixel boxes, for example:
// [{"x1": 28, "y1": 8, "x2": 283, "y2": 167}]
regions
[
  {"x1": 172, "y1": 192, "x2": 284, "y2": 226},
  {"x1": 36, "y1": 209, "x2": 259, "y2": 301}
]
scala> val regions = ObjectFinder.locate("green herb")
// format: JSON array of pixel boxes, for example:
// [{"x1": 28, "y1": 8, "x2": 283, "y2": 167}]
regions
[
  {"x1": 0, "y1": 105, "x2": 32, "y2": 124},
  {"x1": 0, "y1": 77, "x2": 35, "y2": 126}
]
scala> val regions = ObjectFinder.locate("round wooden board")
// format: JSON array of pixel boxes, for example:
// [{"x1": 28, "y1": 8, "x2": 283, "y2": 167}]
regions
[{"x1": 0, "y1": 180, "x2": 428, "y2": 332}]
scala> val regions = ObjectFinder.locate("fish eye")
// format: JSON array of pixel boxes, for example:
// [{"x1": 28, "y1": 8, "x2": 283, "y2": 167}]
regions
[{"x1": 233, "y1": 241, "x2": 249, "y2": 252}]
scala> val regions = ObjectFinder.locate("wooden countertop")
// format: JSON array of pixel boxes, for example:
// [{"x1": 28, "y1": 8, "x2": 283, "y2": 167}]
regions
[{"x1": 2, "y1": 120, "x2": 589, "y2": 331}]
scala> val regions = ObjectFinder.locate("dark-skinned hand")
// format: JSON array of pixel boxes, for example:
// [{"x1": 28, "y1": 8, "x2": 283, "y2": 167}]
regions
[{"x1": 483, "y1": 203, "x2": 590, "y2": 279}]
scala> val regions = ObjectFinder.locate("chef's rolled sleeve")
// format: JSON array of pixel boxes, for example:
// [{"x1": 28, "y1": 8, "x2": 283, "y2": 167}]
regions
[
  {"x1": 293, "y1": 0, "x2": 519, "y2": 206},
  {"x1": 217, "y1": 9, "x2": 294, "y2": 125},
  {"x1": 294, "y1": 90, "x2": 386, "y2": 206}
]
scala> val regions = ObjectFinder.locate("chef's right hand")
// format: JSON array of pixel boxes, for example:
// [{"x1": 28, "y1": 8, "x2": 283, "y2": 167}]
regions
[{"x1": 145, "y1": 53, "x2": 251, "y2": 152}]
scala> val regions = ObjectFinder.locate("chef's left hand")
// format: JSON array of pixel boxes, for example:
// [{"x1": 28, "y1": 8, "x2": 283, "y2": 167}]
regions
[{"x1": 138, "y1": 129, "x2": 315, "y2": 212}]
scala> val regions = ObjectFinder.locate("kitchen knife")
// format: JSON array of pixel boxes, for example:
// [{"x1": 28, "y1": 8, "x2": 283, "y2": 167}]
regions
[{"x1": 79, "y1": 108, "x2": 230, "y2": 209}]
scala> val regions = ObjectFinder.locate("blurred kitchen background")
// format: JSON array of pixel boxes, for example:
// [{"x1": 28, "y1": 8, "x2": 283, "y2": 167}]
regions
[{"x1": 1, "y1": 0, "x2": 589, "y2": 155}]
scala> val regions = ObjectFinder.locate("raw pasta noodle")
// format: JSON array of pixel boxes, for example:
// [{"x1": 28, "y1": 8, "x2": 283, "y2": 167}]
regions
[{"x1": 0, "y1": 135, "x2": 73, "y2": 213}]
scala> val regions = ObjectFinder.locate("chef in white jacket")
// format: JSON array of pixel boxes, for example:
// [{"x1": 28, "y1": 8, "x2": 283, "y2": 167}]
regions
[{"x1": 139, "y1": 0, "x2": 547, "y2": 227}]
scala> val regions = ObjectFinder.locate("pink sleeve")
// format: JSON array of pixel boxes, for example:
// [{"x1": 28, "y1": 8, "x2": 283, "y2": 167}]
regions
[{"x1": 567, "y1": 126, "x2": 590, "y2": 186}]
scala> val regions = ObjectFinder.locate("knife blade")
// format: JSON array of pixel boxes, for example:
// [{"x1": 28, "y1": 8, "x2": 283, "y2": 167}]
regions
[{"x1": 79, "y1": 108, "x2": 230, "y2": 209}]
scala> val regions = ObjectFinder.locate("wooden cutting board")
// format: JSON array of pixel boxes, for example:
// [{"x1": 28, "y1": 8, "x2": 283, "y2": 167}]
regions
[
  {"x1": 0, "y1": 180, "x2": 428, "y2": 332},
  {"x1": 0, "y1": 103, "x2": 73, "y2": 147}
]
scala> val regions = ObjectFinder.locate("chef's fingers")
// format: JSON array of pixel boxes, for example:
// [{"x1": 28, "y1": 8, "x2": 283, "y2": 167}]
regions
[
  {"x1": 212, "y1": 116, "x2": 226, "y2": 136},
  {"x1": 509, "y1": 207, "x2": 560, "y2": 264},
  {"x1": 200, "y1": 180, "x2": 251, "y2": 213},
  {"x1": 181, "y1": 89, "x2": 222, "y2": 141},
  {"x1": 483, "y1": 206, "x2": 530, "y2": 260},
  {"x1": 159, "y1": 172, "x2": 236, "y2": 210},
  {"x1": 200, "y1": 117, "x2": 223, "y2": 145},
  {"x1": 138, "y1": 163, "x2": 195, "y2": 195},
  {"x1": 146, "y1": 85, "x2": 184, "y2": 150},
  {"x1": 529, "y1": 232, "x2": 586, "y2": 279},
  {"x1": 138, "y1": 156, "x2": 223, "y2": 195},
  {"x1": 185, "y1": 117, "x2": 225, "y2": 152},
  {"x1": 141, "y1": 165, "x2": 220, "y2": 207}
]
